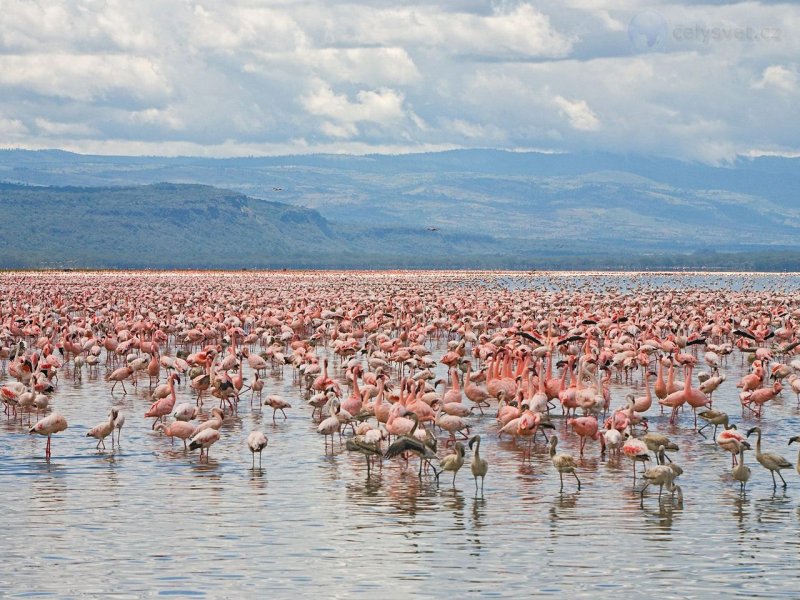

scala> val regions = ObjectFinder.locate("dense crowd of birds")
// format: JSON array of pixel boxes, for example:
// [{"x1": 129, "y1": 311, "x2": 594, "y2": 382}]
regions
[{"x1": 3, "y1": 271, "x2": 800, "y2": 506}]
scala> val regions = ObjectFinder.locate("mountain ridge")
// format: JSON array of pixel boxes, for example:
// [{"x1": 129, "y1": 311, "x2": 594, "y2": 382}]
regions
[{"x1": 1, "y1": 149, "x2": 799, "y2": 269}]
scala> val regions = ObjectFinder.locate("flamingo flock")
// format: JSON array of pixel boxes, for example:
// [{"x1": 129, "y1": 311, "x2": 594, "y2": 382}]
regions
[{"x1": 2, "y1": 270, "x2": 800, "y2": 504}]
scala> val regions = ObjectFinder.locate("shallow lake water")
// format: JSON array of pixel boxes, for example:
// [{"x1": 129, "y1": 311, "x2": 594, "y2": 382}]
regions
[{"x1": 1, "y1": 271, "x2": 799, "y2": 598}]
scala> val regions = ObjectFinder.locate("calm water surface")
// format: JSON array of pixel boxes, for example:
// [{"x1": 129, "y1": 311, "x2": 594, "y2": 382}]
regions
[{"x1": 1, "y1": 272, "x2": 799, "y2": 598}]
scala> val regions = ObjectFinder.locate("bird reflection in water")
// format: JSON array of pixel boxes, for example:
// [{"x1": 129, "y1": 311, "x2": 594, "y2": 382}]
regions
[
  {"x1": 191, "y1": 458, "x2": 220, "y2": 472},
  {"x1": 751, "y1": 489, "x2": 791, "y2": 528},
  {"x1": 248, "y1": 468, "x2": 267, "y2": 495},
  {"x1": 547, "y1": 491, "x2": 580, "y2": 539},
  {"x1": 732, "y1": 494, "x2": 749, "y2": 533},
  {"x1": 549, "y1": 491, "x2": 580, "y2": 525},
  {"x1": 32, "y1": 473, "x2": 68, "y2": 510},
  {"x1": 385, "y1": 471, "x2": 438, "y2": 518},
  {"x1": 442, "y1": 487, "x2": 465, "y2": 517},
  {"x1": 345, "y1": 476, "x2": 382, "y2": 506},
  {"x1": 469, "y1": 497, "x2": 487, "y2": 556},
  {"x1": 640, "y1": 488, "x2": 683, "y2": 532}
]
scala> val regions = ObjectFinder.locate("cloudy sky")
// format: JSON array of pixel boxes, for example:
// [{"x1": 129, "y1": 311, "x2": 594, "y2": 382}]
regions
[{"x1": 0, "y1": 0, "x2": 797, "y2": 162}]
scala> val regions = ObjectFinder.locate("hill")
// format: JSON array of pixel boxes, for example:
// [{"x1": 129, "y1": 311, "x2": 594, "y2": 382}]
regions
[
  {"x1": 2, "y1": 149, "x2": 800, "y2": 269},
  {"x1": 0, "y1": 183, "x2": 347, "y2": 268}
]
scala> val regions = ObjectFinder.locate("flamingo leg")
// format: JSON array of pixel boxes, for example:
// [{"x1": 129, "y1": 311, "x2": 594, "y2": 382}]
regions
[{"x1": 778, "y1": 470, "x2": 787, "y2": 488}]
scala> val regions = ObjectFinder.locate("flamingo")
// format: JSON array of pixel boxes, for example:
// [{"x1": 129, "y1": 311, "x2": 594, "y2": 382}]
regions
[
  {"x1": 263, "y1": 395, "x2": 292, "y2": 421},
  {"x1": 107, "y1": 365, "x2": 134, "y2": 394},
  {"x1": 439, "y1": 442, "x2": 466, "y2": 485},
  {"x1": 622, "y1": 434, "x2": 650, "y2": 482},
  {"x1": 548, "y1": 434, "x2": 581, "y2": 491},
  {"x1": 317, "y1": 399, "x2": 342, "y2": 452},
  {"x1": 568, "y1": 415, "x2": 601, "y2": 456},
  {"x1": 659, "y1": 364, "x2": 690, "y2": 425},
  {"x1": 242, "y1": 346, "x2": 269, "y2": 373},
  {"x1": 384, "y1": 412, "x2": 439, "y2": 479},
  {"x1": 463, "y1": 361, "x2": 490, "y2": 414},
  {"x1": 173, "y1": 403, "x2": 199, "y2": 422},
  {"x1": 86, "y1": 410, "x2": 116, "y2": 450},
  {"x1": 250, "y1": 372, "x2": 265, "y2": 400},
  {"x1": 732, "y1": 443, "x2": 752, "y2": 492},
  {"x1": 144, "y1": 372, "x2": 178, "y2": 429},
  {"x1": 697, "y1": 409, "x2": 729, "y2": 439},
  {"x1": 191, "y1": 408, "x2": 224, "y2": 438},
  {"x1": 468, "y1": 435, "x2": 488, "y2": 493},
  {"x1": 111, "y1": 408, "x2": 125, "y2": 445},
  {"x1": 155, "y1": 420, "x2": 196, "y2": 449},
  {"x1": 189, "y1": 428, "x2": 221, "y2": 461},
  {"x1": 717, "y1": 424, "x2": 748, "y2": 466},
  {"x1": 742, "y1": 381, "x2": 782, "y2": 418},
  {"x1": 747, "y1": 426, "x2": 792, "y2": 488},
  {"x1": 640, "y1": 447, "x2": 680, "y2": 505},
  {"x1": 601, "y1": 423, "x2": 623, "y2": 456},
  {"x1": 247, "y1": 431, "x2": 268, "y2": 468},
  {"x1": 29, "y1": 412, "x2": 68, "y2": 459},
  {"x1": 631, "y1": 370, "x2": 654, "y2": 413},
  {"x1": 346, "y1": 435, "x2": 383, "y2": 477},
  {"x1": 434, "y1": 402, "x2": 470, "y2": 447}
]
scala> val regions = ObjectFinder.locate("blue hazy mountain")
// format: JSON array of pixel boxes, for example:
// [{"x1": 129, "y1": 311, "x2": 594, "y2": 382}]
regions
[{"x1": 1, "y1": 149, "x2": 798, "y2": 268}]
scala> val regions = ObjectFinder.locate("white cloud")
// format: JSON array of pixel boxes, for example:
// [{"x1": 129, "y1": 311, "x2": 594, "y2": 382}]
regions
[
  {"x1": 325, "y1": 3, "x2": 572, "y2": 58},
  {"x1": 753, "y1": 65, "x2": 797, "y2": 92},
  {"x1": 0, "y1": 0, "x2": 797, "y2": 162},
  {"x1": 0, "y1": 116, "x2": 28, "y2": 136},
  {"x1": 34, "y1": 118, "x2": 96, "y2": 136},
  {"x1": 0, "y1": 54, "x2": 170, "y2": 104},
  {"x1": 301, "y1": 82, "x2": 412, "y2": 137},
  {"x1": 553, "y1": 96, "x2": 601, "y2": 131},
  {"x1": 247, "y1": 46, "x2": 420, "y2": 86}
]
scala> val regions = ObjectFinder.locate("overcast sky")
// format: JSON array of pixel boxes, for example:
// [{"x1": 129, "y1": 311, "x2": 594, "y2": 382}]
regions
[{"x1": 0, "y1": 0, "x2": 797, "y2": 162}]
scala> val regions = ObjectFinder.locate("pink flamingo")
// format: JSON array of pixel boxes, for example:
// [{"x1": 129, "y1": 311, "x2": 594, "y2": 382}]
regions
[
  {"x1": 341, "y1": 365, "x2": 365, "y2": 416},
  {"x1": 742, "y1": 381, "x2": 782, "y2": 418},
  {"x1": 29, "y1": 412, "x2": 68, "y2": 459},
  {"x1": 145, "y1": 373, "x2": 178, "y2": 429},
  {"x1": 568, "y1": 415, "x2": 601, "y2": 456},
  {"x1": 386, "y1": 404, "x2": 416, "y2": 439},
  {"x1": 264, "y1": 395, "x2": 292, "y2": 421},
  {"x1": 736, "y1": 360, "x2": 764, "y2": 392},
  {"x1": 717, "y1": 425, "x2": 748, "y2": 466},
  {"x1": 189, "y1": 428, "x2": 220, "y2": 461},
  {"x1": 632, "y1": 370, "x2": 654, "y2": 413},
  {"x1": 155, "y1": 421, "x2": 196, "y2": 449},
  {"x1": 659, "y1": 365, "x2": 691, "y2": 425},
  {"x1": 373, "y1": 379, "x2": 391, "y2": 424},
  {"x1": 443, "y1": 367, "x2": 462, "y2": 405},
  {"x1": 86, "y1": 410, "x2": 115, "y2": 450},
  {"x1": 622, "y1": 435, "x2": 650, "y2": 482},
  {"x1": 243, "y1": 346, "x2": 269, "y2": 373},
  {"x1": 463, "y1": 361, "x2": 490, "y2": 414},
  {"x1": 107, "y1": 365, "x2": 134, "y2": 394},
  {"x1": 408, "y1": 380, "x2": 436, "y2": 424}
]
